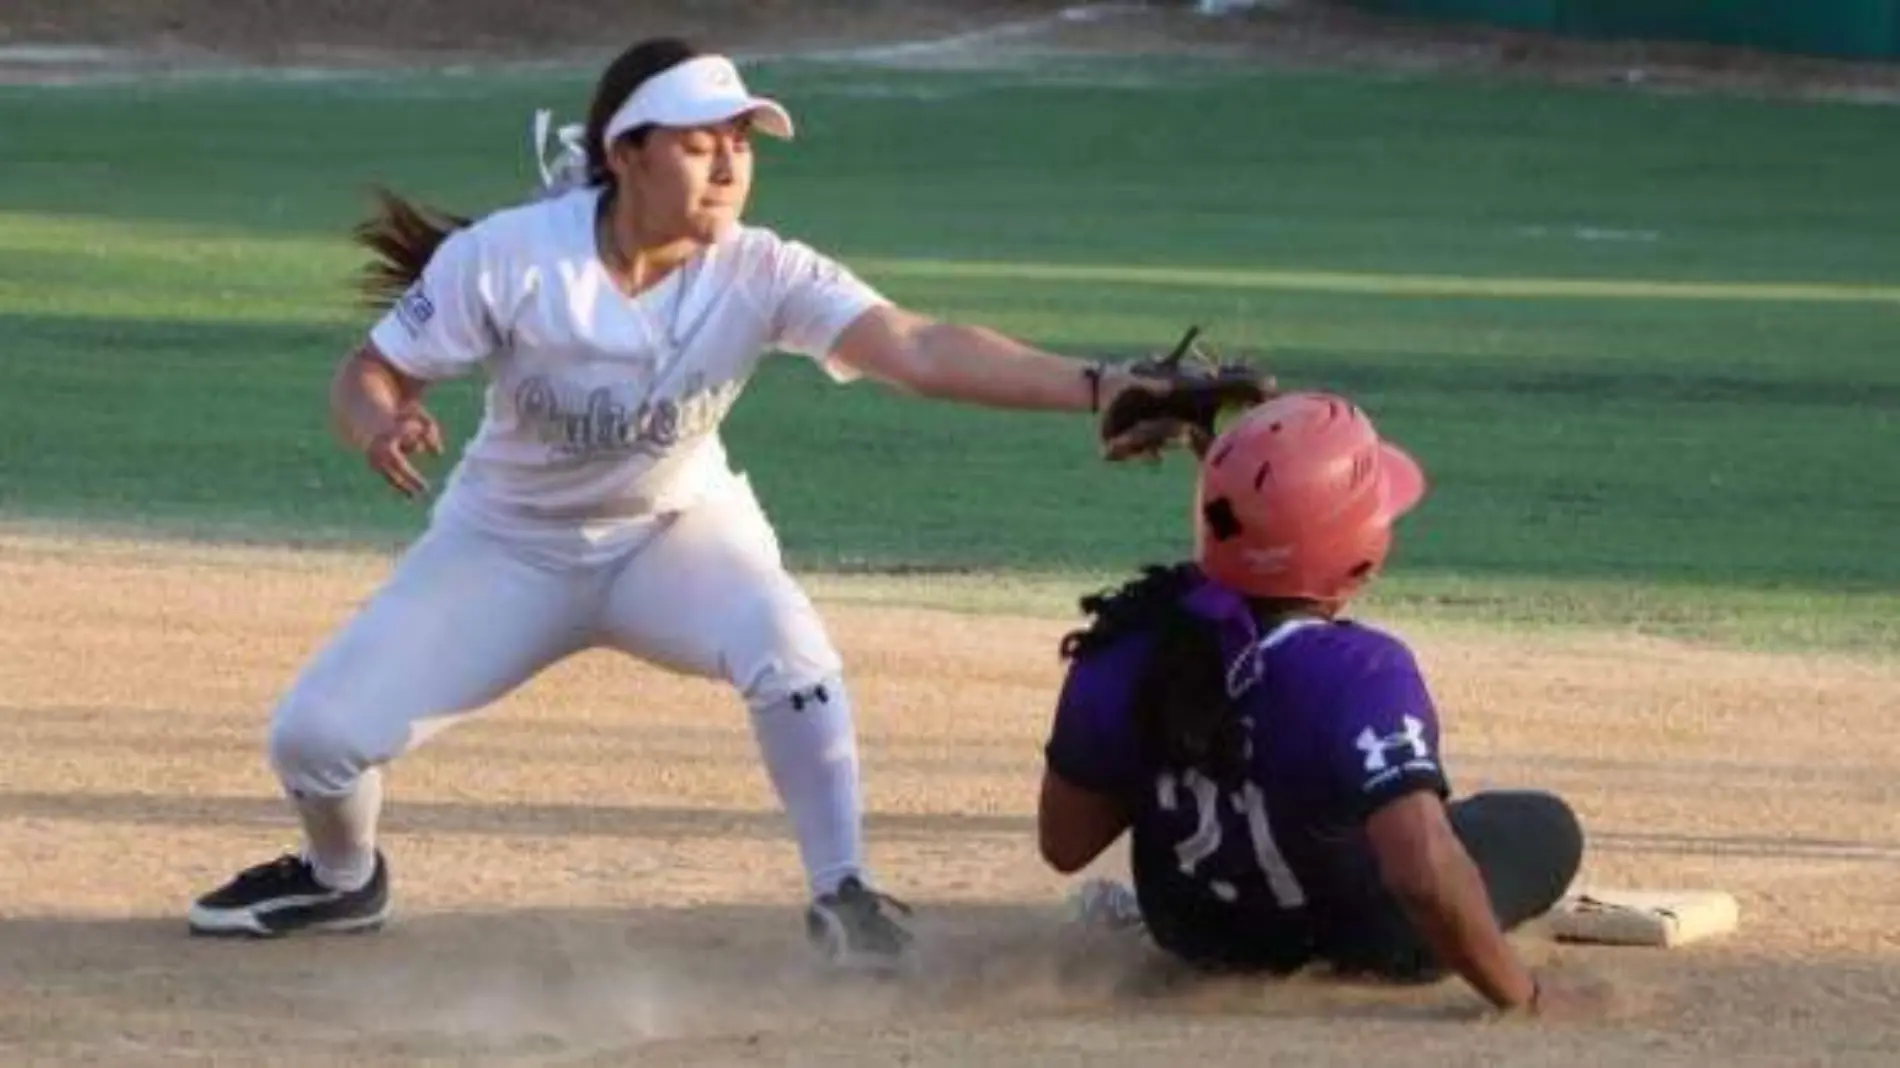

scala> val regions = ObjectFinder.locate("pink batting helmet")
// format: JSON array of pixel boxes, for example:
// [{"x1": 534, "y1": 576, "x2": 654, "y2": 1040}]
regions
[{"x1": 1193, "y1": 392, "x2": 1427, "y2": 604}]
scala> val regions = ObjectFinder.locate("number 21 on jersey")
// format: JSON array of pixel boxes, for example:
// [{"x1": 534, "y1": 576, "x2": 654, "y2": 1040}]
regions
[{"x1": 1156, "y1": 768, "x2": 1308, "y2": 909}]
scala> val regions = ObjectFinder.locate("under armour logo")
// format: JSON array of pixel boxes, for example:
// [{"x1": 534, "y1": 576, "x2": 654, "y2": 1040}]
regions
[
  {"x1": 789, "y1": 684, "x2": 830, "y2": 712},
  {"x1": 1356, "y1": 716, "x2": 1430, "y2": 773}
]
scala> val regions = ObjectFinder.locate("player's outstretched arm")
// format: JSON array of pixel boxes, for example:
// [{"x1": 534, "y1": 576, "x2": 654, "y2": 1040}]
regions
[
  {"x1": 1364, "y1": 792, "x2": 1542, "y2": 1013},
  {"x1": 828, "y1": 306, "x2": 1273, "y2": 464},
  {"x1": 830, "y1": 305, "x2": 1145, "y2": 414}
]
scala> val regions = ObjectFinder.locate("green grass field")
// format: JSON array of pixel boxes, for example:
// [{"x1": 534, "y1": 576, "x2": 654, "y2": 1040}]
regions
[{"x1": 2, "y1": 57, "x2": 1896, "y2": 653}]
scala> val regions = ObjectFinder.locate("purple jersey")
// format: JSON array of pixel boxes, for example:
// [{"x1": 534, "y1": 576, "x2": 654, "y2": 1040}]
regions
[{"x1": 1045, "y1": 577, "x2": 1449, "y2": 959}]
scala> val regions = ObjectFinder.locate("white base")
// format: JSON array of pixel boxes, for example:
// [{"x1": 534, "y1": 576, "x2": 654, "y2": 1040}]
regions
[{"x1": 1547, "y1": 888, "x2": 1740, "y2": 948}]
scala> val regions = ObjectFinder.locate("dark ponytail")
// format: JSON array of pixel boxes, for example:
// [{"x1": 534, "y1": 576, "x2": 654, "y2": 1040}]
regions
[
  {"x1": 348, "y1": 35, "x2": 703, "y2": 311},
  {"x1": 351, "y1": 188, "x2": 471, "y2": 311},
  {"x1": 1060, "y1": 563, "x2": 1249, "y2": 784}
]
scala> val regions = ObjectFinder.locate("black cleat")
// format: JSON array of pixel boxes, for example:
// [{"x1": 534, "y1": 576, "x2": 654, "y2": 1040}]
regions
[{"x1": 187, "y1": 852, "x2": 390, "y2": 939}]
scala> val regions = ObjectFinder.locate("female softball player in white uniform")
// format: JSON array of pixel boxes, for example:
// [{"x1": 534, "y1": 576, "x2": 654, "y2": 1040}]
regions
[{"x1": 185, "y1": 36, "x2": 1168, "y2": 967}]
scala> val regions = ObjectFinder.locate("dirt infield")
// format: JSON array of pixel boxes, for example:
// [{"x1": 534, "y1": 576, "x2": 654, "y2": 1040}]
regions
[{"x1": 1, "y1": 531, "x2": 1896, "y2": 1064}]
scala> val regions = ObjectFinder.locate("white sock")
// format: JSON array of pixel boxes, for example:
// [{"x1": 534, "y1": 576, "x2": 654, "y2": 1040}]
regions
[
  {"x1": 748, "y1": 678, "x2": 865, "y2": 898},
  {"x1": 295, "y1": 767, "x2": 382, "y2": 893}
]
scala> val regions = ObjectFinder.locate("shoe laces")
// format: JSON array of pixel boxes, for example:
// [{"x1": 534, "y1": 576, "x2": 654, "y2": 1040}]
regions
[
  {"x1": 839, "y1": 878, "x2": 914, "y2": 919},
  {"x1": 235, "y1": 853, "x2": 308, "y2": 885}
]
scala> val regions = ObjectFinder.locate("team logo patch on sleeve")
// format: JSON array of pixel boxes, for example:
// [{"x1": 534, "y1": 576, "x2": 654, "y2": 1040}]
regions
[
  {"x1": 394, "y1": 286, "x2": 437, "y2": 338},
  {"x1": 1355, "y1": 715, "x2": 1437, "y2": 791}
]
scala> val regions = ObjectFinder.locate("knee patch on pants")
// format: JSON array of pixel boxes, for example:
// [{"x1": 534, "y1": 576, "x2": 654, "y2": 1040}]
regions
[{"x1": 747, "y1": 674, "x2": 845, "y2": 718}]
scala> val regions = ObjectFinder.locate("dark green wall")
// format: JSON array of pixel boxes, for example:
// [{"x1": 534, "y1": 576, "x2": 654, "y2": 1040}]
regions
[{"x1": 1350, "y1": 0, "x2": 1900, "y2": 61}]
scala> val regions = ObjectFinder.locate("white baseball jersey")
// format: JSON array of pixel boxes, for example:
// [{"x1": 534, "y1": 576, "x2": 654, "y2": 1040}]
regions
[{"x1": 367, "y1": 186, "x2": 888, "y2": 562}]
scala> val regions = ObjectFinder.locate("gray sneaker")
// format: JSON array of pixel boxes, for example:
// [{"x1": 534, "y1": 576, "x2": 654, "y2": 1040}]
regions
[
  {"x1": 1067, "y1": 877, "x2": 1145, "y2": 933},
  {"x1": 806, "y1": 876, "x2": 914, "y2": 971}
]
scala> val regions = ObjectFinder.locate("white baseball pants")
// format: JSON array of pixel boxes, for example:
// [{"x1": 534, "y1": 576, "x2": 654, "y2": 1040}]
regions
[{"x1": 263, "y1": 476, "x2": 864, "y2": 898}]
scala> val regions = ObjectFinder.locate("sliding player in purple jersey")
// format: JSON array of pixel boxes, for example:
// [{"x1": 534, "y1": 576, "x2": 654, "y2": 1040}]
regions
[{"x1": 1038, "y1": 391, "x2": 1584, "y2": 1016}]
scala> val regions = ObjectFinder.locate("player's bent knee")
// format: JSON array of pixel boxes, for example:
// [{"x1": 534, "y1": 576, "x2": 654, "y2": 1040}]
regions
[
  {"x1": 1531, "y1": 790, "x2": 1585, "y2": 885},
  {"x1": 266, "y1": 694, "x2": 377, "y2": 797},
  {"x1": 745, "y1": 671, "x2": 848, "y2": 722},
  {"x1": 1485, "y1": 789, "x2": 1585, "y2": 907},
  {"x1": 1497, "y1": 790, "x2": 1583, "y2": 866},
  {"x1": 723, "y1": 596, "x2": 845, "y2": 709}
]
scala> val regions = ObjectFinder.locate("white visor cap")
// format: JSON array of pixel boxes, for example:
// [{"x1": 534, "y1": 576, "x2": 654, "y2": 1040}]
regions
[{"x1": 600, "y1": 55, "x2": 794, "y2": 151}]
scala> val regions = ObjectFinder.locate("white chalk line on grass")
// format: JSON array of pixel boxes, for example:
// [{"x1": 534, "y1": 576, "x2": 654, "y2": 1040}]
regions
[
  {"x1": 859, "y1": 257, "x2": 1900, "y2": 305},
  {"x1": 0, "y1": 45, "x2": 126, "y2": 64},
  {"x1": 0, "y1": 2, "x2": 1164, "y2": 88},
  {"x1": 1518, "y1": 225, "x2": 1664, "y2": 244},
  {"x1": 786, "y1": 2, "x2": 1148, "y2": 65}
]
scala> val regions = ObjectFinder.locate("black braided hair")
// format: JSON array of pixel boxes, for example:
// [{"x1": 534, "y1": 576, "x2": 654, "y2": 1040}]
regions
[{"x1": 1060, "y1": 563, "x2": 1249, "y2": 784}]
